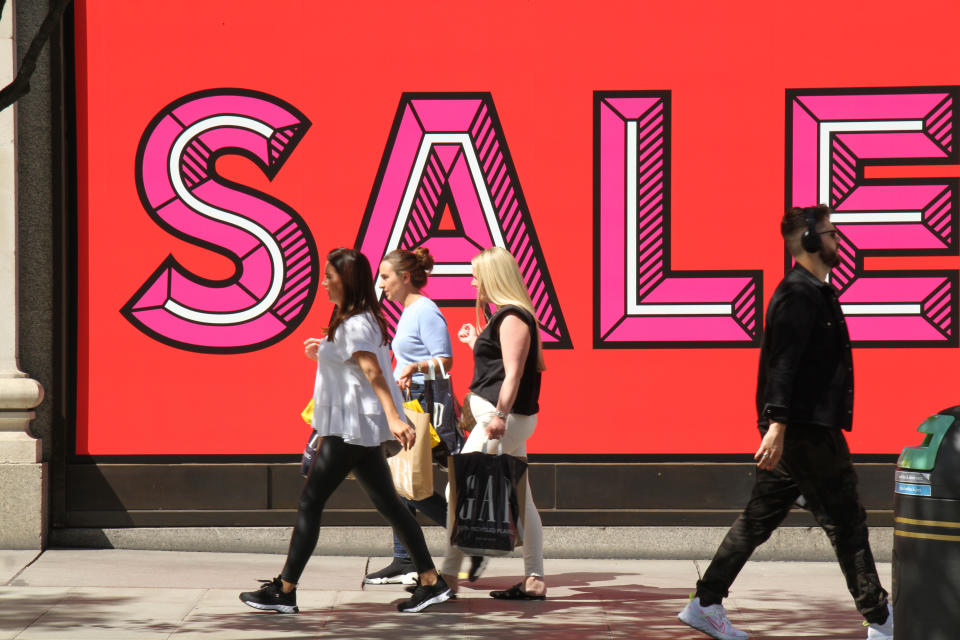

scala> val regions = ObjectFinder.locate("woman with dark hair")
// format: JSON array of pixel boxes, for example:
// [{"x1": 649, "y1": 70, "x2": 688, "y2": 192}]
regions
[
  {"x1": 364, "y1": 247, "x2": 486, "y2": 586},
  {"x1": 240, "y1": 248, "x2": 451, "y2": 614}
]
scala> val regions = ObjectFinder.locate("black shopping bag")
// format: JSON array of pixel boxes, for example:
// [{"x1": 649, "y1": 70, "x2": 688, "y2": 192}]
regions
[
  {"x1": 449, "y1": 444, "x2": 528, "y2": 556},
  {"x1": 423, "y1": 360, "x2": 466, "y2": 456}
]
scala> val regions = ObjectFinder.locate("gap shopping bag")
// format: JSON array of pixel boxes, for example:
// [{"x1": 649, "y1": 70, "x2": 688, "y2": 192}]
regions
[
  {"x1": 448, "y1": 441, "x2": 528, "y2": 556},
  {"x1": 387, "y1": 400, "x2": 434, "y2": 500},
  {"x1": 423, "y1": 360, "x2": 466, "y2": 456}
]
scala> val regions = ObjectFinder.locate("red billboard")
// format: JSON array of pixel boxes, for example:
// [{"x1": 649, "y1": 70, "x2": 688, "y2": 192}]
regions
[{"x1": 75, "y1": 0, "x2": 960, "y2": 456}]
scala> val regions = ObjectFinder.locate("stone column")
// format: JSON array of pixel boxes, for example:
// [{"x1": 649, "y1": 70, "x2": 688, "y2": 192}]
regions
[{"x1": 0, "y1": 0, "x2": 46, "y2": 549}]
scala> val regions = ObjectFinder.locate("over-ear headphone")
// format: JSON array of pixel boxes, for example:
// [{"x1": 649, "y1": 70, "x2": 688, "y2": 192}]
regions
[{"x1": 800, "y1": 207, "x2": 821, "y2": 253}]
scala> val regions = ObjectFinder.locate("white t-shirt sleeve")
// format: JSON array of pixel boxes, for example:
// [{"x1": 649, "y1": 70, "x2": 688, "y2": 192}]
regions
[{"x1": 337, "y1": 314, "x2": 384, "y2": 361}]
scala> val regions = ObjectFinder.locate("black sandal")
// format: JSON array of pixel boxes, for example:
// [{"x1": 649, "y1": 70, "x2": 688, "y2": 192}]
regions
[{"x1": 489, "y1": 583, "x2": 546, "y2": 600}]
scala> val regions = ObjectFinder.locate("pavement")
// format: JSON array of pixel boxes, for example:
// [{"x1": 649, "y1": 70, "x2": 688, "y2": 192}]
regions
[{"x1": 0, "y1": 549, "x2": 892, "y2": 639}]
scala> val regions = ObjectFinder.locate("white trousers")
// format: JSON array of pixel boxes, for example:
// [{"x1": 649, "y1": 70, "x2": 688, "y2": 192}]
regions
[{"x1": 441, "y1": 394, "x2": 544, "y2": 578}]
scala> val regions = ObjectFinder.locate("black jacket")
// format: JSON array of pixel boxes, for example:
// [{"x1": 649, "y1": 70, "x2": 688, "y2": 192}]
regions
[{"x1": 756, "y1": 264, "x2": 854, "y2": 432}]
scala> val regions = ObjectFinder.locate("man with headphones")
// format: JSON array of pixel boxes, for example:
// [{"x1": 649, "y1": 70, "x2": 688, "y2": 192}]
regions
[{"x1": 678, "y1": 205, "x2": 893, "y2": 640}]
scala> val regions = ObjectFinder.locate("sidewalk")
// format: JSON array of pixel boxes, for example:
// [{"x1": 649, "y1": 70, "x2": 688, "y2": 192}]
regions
[{"x1": 0, "y1": 549, "x2": 891, "y2": 639}]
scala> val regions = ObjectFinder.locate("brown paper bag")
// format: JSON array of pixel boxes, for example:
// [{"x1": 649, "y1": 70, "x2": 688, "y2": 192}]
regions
[{"x1": 388, "y1": 405, "x2": 434, "y2": 500}]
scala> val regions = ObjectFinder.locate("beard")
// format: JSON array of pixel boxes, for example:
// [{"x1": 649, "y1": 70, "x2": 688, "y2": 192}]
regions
[{"x1": 820, "y1": 245, "x2": 841, "y2": 268}]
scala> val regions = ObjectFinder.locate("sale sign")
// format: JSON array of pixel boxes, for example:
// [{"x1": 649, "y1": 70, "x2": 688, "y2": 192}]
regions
[{"x1": 74, "y1": 0, "x2": 960, "y2": 456}]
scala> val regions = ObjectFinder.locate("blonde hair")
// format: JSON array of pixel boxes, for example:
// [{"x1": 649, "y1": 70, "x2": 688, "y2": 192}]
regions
[{"x1": 472, "y1": 247, "x2": 546, "y2": 371}]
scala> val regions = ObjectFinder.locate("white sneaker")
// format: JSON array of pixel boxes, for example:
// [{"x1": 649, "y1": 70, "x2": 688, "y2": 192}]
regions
[
  {"x1": 865, "y1": 603, "x2": 893, "y2": 639},
  {"x1": 678, "y1": 596, "x2": 749, "y2": 640}
]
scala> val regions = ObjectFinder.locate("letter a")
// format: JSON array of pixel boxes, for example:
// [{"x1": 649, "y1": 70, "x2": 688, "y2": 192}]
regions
[
  {"x1": 479, "y1": 474, "x2": 496, "y2": 522},
  {"x1": 356, "y1": 93, "x2": 571, "y2": 347}
]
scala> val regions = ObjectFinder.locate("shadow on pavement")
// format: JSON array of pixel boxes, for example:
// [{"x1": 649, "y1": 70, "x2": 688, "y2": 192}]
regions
[
  {"x1": 0, "y1": 570, "x2": 881, "y2": 639},
  {"x1": 0, "y1": 591, "x2": 180, "y2": 635}
]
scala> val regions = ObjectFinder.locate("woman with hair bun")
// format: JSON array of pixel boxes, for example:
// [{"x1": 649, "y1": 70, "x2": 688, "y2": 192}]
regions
[{"x1": 364, "y1": 247, "x2": 487, "y2": 586}]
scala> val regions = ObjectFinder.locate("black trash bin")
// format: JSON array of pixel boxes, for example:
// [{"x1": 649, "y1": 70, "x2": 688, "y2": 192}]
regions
[{"x1": 893, "y1": 405, "x2": 960, "y2": 640}]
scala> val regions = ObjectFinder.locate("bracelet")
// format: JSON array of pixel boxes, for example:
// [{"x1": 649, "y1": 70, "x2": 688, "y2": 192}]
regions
[{"x1": 416, "y1": 362, "x2": 422, "y2": 373}]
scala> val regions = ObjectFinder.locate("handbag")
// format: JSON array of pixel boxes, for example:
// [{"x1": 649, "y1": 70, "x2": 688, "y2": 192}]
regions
[
  {"x1": 300, "y1": 398, "x2": 315, "y2": 425},
  {"x1": 300, "y1": 430, "x2": 321, "y2": 477},
  {"x1": 387, "y1": 397, "x2": 435, "y2": 500},
  {"x1": 299, "y1": 398, "x2": 321, "y2": 477},
  {"x1": 423, "y1": 360, "x2": 467, "y2": 456},
  {"x1": 458, "y1": 391, "x2": 478, "y2": 433},
  {"x1": 448, "y1": 440, "x2": 528, "y2": 556}
]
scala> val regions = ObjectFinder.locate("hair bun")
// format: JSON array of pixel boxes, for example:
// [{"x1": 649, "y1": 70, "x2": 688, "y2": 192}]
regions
[{"x1": 413, "y1": 247, "x2": 435, "y2": 272}]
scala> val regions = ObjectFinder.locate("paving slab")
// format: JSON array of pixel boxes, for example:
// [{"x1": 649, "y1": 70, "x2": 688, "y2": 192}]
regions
[
  {"x1": 0, "y1": 551, "x2": 40, "y2": 584},
  {"x1": 0, "y1": 587, "x2": 72, "y2": 640},
  {"x1": 13, "y1": 550, "x2": 368, "y2": 591},
  {"x1": 0, "y1": 550, "x2": 898, "y2": 639},
  {"x1": 724, "y1": 561, "x2": 893, "y2": 640}
]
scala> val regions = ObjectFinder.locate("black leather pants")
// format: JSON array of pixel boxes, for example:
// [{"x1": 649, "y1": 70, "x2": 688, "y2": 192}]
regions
[
  {"x1": 280, "y1": 435, "x2": 435, "y2": 584},
  {"x1": 696, "y1": 428, "x2": 889, "y2": 624}
]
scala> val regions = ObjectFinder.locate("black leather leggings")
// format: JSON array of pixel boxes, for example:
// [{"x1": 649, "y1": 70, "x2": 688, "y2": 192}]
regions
[{"x1": 280, "y1": 436, "x2": 435, "y2": 584}]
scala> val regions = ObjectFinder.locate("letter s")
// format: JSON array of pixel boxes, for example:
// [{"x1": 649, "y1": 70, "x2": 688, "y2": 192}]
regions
[{"x1": 122, "y1": 89, "x2": 318, "y2": 353}]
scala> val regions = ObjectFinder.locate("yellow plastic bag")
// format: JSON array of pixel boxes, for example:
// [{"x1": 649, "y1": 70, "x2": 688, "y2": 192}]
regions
[
  {"x1": 404, "y1": 398, "x2": 442, "y2": 448},
  {"x1": 301, "y1": 399, "x2": 314, "y2": 425}
]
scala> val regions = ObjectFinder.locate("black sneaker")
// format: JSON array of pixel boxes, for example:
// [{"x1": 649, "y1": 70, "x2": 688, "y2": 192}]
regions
[
  {"x1": 466, "y1": 556, "x2": 488, "y2": 582},
  {"x1": 405, "y1": 579, "x2": 457, "y2": 600},
  {"x1": 397, "y1": 576, "x2": 452, "y2": 612},
  {"x1": 239, "y1": 576, "x2": 298, "y2": 613},
  {"x1": 364, "y1": 557, "x2": 418, "y2": 584}
]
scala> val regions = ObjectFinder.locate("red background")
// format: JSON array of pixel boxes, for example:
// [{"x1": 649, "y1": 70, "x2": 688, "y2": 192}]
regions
[{"x1": 75, "y1": 0, "x2": 960, "y2": 455}]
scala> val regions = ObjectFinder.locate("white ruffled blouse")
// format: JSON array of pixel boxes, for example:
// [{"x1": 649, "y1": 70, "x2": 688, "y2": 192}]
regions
[{"x1": 311, "y1": 312, "x2": 405, "y2": 447}]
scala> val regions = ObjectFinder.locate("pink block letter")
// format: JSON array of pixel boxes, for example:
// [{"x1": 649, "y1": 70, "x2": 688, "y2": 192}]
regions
[
  {"x1": 789, "y1": 87, "x2": 959, "y2": 346},
  {"x1": 357, "y1": 93, "x2": 570, "y2": 347},
  {"x1": 595, "y1": 92, "x2": 762, "y2": 347},
  {"x1": 123, "y1": 89, "x2": 318, "y2": 353}
]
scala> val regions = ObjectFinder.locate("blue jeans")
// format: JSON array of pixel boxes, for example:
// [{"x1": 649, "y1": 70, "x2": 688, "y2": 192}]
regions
[
  {"x1": 393, "y1": 381, "x2": 448, "y2": 559},
  {"x1": 394, "y1": 492, "x2": 447, "y2": 559}
]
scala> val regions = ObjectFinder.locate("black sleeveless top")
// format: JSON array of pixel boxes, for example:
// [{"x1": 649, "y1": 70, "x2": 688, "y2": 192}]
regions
[{"x1": 469, "y1": 305, "x2": 541, "y2": 415}]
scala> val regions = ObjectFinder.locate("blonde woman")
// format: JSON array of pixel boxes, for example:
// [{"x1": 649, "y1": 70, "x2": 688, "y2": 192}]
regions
[{"x1": 441, "y1": 246, "x2": 547, "y2": 600}]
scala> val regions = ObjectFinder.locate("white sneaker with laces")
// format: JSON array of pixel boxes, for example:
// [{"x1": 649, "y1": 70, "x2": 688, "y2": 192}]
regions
[
  {"x1": 865, "y1": 603, "x2": 893, "y2": 639},
  {"x1": 678, "y1": 596, "x2": 749, "y2": 640}
]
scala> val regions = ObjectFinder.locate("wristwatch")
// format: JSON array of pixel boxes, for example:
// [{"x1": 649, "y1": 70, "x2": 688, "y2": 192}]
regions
[{"x1": 494, "y1": 409, "x2": 507, "y2": 419}]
